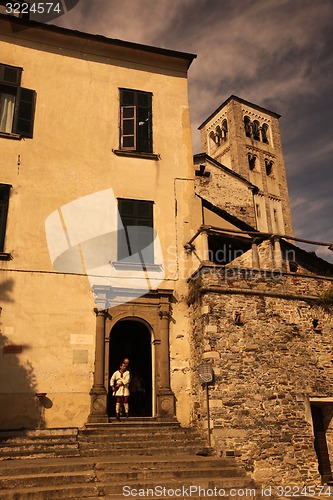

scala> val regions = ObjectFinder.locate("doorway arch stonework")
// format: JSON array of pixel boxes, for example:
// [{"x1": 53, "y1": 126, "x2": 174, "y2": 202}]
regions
[{"x1": 88, "y1": 290, "x2": 175, "y2": 423}]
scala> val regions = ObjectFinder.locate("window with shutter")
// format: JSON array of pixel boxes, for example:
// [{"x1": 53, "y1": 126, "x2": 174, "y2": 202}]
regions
[
  {"x1": 120, "y1": 89, "x2": 152, "y2": 153},
  {"x1": 0, "y1": 62, "x2": 36, "y2": 138},
  {"x1": 0, "y1": 184, "x2": 11, "y2": 253},
  {"x1": 0, "y1": 64, "x2": 22, "y2": 85},
  {"x1": 118, "y1": 199, "x2": 154, "y2": 263},
  {"x1": 14, "y1": 87, "x2": 36, "y2": 137}
]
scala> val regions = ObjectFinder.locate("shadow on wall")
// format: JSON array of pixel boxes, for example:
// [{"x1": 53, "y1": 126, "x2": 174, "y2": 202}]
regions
[
  {"x1": 0, "y1": 279, "x2": 52, "y2": 430},
  {"x1": 0, "y1": 331, "x2": 49, "y2": 430},
  {"x1": 0, "y1": 279, "x2": 14, "y2": 303}
]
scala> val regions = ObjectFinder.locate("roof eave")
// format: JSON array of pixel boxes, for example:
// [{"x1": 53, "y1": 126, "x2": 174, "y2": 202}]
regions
[{"x1": 0, "y1": 13, "x2": 197, "y2": 69}]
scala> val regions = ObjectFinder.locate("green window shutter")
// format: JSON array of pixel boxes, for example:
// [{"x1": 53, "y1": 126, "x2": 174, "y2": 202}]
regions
[{"x1": 13, "y1": 87, "x2": 36, "y2": 138}]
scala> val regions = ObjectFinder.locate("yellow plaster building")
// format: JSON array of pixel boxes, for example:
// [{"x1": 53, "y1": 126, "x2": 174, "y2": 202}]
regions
[{"x1": 0, "y1": 11, "x2": 198, "y2": 428}]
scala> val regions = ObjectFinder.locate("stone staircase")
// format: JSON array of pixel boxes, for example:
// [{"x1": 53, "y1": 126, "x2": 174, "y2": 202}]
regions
[
  {"x1": 0, "y1": 428, "x2": 80, "y2": 461},
  {"x1": 0, "y1": 420, "x2": 267, "y2": 499},
  {"x1": 78, "y1": 420, "x2": 206, "y2": 457}
]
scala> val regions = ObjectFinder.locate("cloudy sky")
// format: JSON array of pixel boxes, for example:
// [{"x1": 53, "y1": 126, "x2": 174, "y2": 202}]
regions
[{"x1": 52, "y1": 0, "x2": 333, "y2": 261}]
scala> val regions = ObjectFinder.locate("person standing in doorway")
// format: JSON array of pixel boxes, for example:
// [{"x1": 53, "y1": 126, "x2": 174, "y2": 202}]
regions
[
  {"x1": 110, "y1": 362, "x2": 130, "y2": 420},
  {"x1": 123, "y1": 358, "x2": 130, "y2": 373}
]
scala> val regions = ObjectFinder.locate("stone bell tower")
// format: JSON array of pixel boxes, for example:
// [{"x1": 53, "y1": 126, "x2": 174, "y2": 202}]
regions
[{"x1": 198, "y1": 95, "x2": 294, "y2": 236}]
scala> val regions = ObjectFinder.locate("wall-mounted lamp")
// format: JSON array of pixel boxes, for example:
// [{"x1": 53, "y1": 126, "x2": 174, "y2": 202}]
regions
[{"x1": 35, "y1": 393, "x2": 47, "y2": 399}]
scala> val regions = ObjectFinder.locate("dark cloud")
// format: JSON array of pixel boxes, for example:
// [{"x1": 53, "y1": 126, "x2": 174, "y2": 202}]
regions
[{"x1": 52, "y1": 0, "x2": 333, "y2": 261}]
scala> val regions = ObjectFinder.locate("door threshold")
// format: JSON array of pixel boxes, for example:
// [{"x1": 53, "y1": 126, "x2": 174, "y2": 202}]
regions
[
  {"x1": 108, "y1": 416, "x2": 157, "y2": 422},
  {"x1": 85, "y1": 417, "x2": 179, "y2": 427}
]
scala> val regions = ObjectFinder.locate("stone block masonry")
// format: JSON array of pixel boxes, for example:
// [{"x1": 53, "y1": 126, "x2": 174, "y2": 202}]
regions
[{"x1": 188, "y1": 264, "x2": 333, "y2": 487}]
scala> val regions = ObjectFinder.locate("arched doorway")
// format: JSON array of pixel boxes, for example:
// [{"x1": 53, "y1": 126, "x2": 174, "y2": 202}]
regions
[{"x1": 108, "y1": 319, "x2": 153, "y2": 418}]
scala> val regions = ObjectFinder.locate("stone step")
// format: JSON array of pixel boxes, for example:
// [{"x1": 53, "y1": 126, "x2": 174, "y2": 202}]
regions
[
  {"x1": 0, "y1": 465, "x2": 247, "y2": 489},
  {"x1": 0, "y1": 441, "x2": 79, "y2": 451},
  {"x1": 0, "y1": 482, "x2": 100, "y2": 499},
  {"x1": 79, "y1": 431, "x2": 202, "y2": 440},
  {"x1": 79, "y1": 435, "x2": 203, "y2": 447},
  {"x1": 0, "y1": 469, "x2": 95, "y2": 489},
  {"x1": 0, "y1": 430, "x2": 78, "y2": 446},
  {"x1": 80, "y1": 422, "x2": 195, "y2": 435},
  {"x1": 0, "y1": 436, "x2": 78, "y2": 445},
  {"x1": 79, "y1": 429, "x2": 203, "y2": 440},
  {"x1": 0, "y1": 428, "x2": 79, "y2": 460},
  {"x1": 0, "y1": 458, "x2": 93, "y2": 476},
  {"x1": 83, "y1": 420, "x2": 185, "y2": 428},
  {"x1": 78, "y1": 438, "x2": 204, "y2": 449},
  {"x1": 78, "y1": 423, "x2": 207, "y2": 457},
  {"x1": 79, "y1": 445, "x2": 204, "y2": 457},
  {"x1": 0, "y1": 454, "x2": 251, "y2": 495},
  {"x1": 85, "y1": 419, "x2": 176, "y2": 427},
  {"x1": 103, "y1": 478, "x2": 258, "y2": 497},
  {"x1": 0, "y1": 447, "x2": 81, "y2": 461},
  {"x1": 0, "y1": 430, "x2": 204, "y2": 460},
  {"x1": 0, "y1": 428, "x2": 80, "y2": 460},
  {"x1": 99, "y1": 466, "x2": 246, "y2": 482},
  {"x1": 0, "y1": 428, "x2": 78, "y2": 439},
  {"x1": 0, "y1": 455, "x2": 238, "y2": 476},
  {"x1": 0, "y1": 477, "x2": 258, "y2": 499}
]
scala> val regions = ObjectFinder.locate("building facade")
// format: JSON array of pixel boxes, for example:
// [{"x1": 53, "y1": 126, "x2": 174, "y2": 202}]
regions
[
  {"x1": 190, "y1": 98, "x2": 333, "y2": 485},
  {"x1": 0, "y1": 12, "x2": 199, "y2": 429},
  {"x1": 1, "y1": 10, "x2": 333, "y2": 488}
]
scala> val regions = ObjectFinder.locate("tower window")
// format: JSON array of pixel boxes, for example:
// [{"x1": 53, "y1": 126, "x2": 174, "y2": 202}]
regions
[
  {"x1": 215, "y1": 125, "x2": 222, "y2": 146},
  {"x1": 243, "y1": 116, "x2": 270, "y2": 145},
  {"x1": 221, "y1": 119, "x2": 228, "y2": 139},
  {"x1": 261, "y1": 124, "x2": 269, "y2": 144},
  {"x1": 248, "y1": 153, "x2": 256, "y2": 170},
  {"x1": 273, "y1": 209, "x2": 278, "y2": 222},
  {"x1": 209, "y1": 122, "x2": 227, "y2": 151},
  {"x1": 252, "y1": 120, "x2": 260, "y2": 141},
  {"x1": 209, "y1": 130, "x2": 216, "y2": 151},
  {"x1": 244, "y1": 116, "x2": 251, "y2": 138},
  {"x1": 265, "y1": 159, "x2": 273, "y2": 176}
]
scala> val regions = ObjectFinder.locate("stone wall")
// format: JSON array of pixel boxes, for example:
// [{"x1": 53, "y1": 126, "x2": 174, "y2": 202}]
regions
[
  {"x1": 188, "y1": 265, "x2": 333, "y2": 486},
  {"x1": 194, "y1": 156, "x2": 256, "y2": 229}
]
